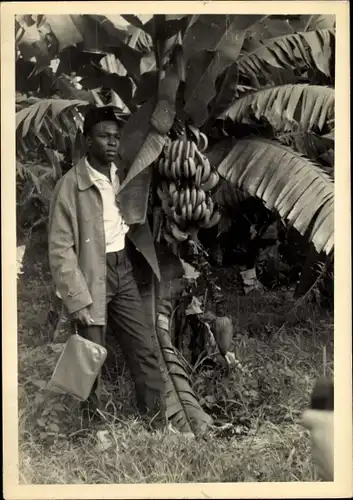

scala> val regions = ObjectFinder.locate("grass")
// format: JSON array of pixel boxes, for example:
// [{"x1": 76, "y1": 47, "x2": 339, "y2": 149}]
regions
[{"x1": 17, "y1": 235, "x2": 333, "y2": 484}]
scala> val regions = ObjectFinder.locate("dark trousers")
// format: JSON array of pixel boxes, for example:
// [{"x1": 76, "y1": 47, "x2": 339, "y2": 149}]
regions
[{"x1": 77, "y1": 249, "x2": 166, "y2": 428}]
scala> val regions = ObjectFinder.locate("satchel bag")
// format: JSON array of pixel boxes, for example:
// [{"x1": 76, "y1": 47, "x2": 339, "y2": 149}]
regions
[{"x1": 49, "y1": 334, "x2": 107, "y2": 401}]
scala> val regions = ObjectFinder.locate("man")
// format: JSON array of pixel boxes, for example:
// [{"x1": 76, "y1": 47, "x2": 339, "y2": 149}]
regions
[{"x1": 48, "y1": 106, "x2": 167, "y2": 430}]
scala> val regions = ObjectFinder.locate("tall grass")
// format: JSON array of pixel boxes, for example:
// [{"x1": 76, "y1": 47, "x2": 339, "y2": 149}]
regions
[{"x1": 17, "y1": 236, "x2": 333, "y2": 484}]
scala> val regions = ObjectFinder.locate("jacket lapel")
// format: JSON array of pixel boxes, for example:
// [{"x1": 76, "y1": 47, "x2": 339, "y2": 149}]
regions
[{"x1": 76, "y1": 158, "x2": 94, "y2": 191}]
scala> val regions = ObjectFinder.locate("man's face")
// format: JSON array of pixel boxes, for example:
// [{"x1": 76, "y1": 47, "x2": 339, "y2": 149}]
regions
[{"x1": 87, "y1": 121, "x2": 120, "y2": 164}]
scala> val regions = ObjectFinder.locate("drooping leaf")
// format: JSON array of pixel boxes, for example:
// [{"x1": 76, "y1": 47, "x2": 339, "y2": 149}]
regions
[
  {"x1": 182, "y1": 15, "x2": 266, "y2": 127},
  {"x1": 135, "y1": 71, "x2": 159, "y2": 104},
  {"x1": 212, "y1": 138, "x2": 334, "y2": 254},
  {"x1": 52, "y1": 75, "x2": 96, "y2": 103},
  {"x1": 221, "y1": 84, "x2": 334, "y2": 133},
  {"x1": 246, "y1": 15, "x2": 312, "y2": 41},
  {"x1": 304, "y1": 15, "x2": 336, "y2": 31},
  {"x1": 184, "y1": 51, "x2": 232, "y2": 128},
  {"x1": 128, "y1": 222, "x2": 161, "y2": 282},
  {"x1": 237, "y1": 28, "x2": 335, "y2": 84},
  {"x1": 119, "y1": 100, "x2": 166, "y2": 189},
  {"x1": 43, "y1": 15, "x2": 84, "y2": 51},
  {"x1": 150, "y1": 44, "x2": 182, "y2": 135},
  {"x1": 118, "y1": 100, "x2": 165, "y2": 223},
  {"x1": 183, "y1": 14, "x2": 265, "y2": 59}
]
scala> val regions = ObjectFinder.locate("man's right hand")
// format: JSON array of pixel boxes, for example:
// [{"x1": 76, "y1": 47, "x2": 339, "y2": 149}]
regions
[{"x1": 71, "y1": 307, "x2": 94, "y2": 326}]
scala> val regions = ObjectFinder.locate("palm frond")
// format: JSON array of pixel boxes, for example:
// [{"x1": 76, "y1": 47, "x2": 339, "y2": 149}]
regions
[{"x1": 212, "y1": 137, "x2": 333, "y2": 255}]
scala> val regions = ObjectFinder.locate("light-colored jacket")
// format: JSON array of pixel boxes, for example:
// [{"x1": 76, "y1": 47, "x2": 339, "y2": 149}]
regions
[{"x1": 48, "y1": 158, "x2": 160, "y2": 325}]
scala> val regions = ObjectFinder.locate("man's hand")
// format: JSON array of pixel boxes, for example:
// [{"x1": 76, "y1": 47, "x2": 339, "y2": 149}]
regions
[
  {"x1": 300, "y1": 409, "x2": 334, "y2": 481},
  {"x1": 71, "y1": 307, "x2": 94, "y2": 326}
]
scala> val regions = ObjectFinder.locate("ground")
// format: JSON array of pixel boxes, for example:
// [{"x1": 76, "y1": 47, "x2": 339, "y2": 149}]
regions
[{"x1": 17, "y1": 233, "x2": 333, "y2": 484}]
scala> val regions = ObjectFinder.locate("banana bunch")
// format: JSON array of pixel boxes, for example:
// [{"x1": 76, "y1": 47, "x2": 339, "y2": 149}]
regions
[{"x1": 156, "y1": 126, "x2": 222, "y2": 244}]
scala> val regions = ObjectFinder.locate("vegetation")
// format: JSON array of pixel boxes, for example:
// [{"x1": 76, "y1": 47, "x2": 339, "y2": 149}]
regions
[{"x1": 16, "y1": 13, "x2": 334, "y2": 482}]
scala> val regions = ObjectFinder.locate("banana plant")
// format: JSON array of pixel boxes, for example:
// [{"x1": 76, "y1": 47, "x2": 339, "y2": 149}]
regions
[{"x1": 16, "y1": 14, "x2": 336, "y2": 431}]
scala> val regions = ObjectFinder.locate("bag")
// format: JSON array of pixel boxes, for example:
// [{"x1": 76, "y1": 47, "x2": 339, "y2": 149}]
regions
[{"x1": 48, "y1": 334, "x2": 107, "y2": 401}]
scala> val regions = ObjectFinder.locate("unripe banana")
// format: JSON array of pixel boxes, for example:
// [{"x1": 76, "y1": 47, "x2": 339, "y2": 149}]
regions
[
  {"x1": 184, "y1": 140, "x2": 191, "y2": 162},
  {"x1": 172, "y1": 190, "x2": 179, "y2": 207},
  {"x1": 200, "y1": 201, "x2": 207, "y2": 219},
  {"x1": 185, "y1": 186, "x2": 191, "y2": 206},
  {"x1": 196, "y1": 189, "x2": 206, "y2": 205},
  {"x1": 179, "y1": 189, "x2": 185, "y2": 208},
  {"x1": 190, "y1": 187, "x2": 197, "y2": 209},
  {"x1": 195, "y1": 148, "x2": 206, "y2": 168},
  {"x1": 201, "y1": 158, "x2": 211, "y2": 183},
  {"x1": 188, "y1": 157, "x2": 196, "y2": 177},
  {"x1": 203, "y1": 210, "x2": 222, "y2": 229},
  {"x1": 193, "y1": 203, "x2": 203, "y2": 220},
  {"x1": 171, "y1": 141, "x2": 179, "y2": 161},
  {"x1": 170, "y1": 221, "x2": 189, "y2": 242},
  {"x1": 198, "y1": 132, "x2": 208, "y2": 152},
  {"x1": 181, "y1": 204, "x2": 187, "y2": 220},
  {"x1": 183, "y1": 160, "x2": 190, "y2": 179},
  {"x1": 201, "y1": 171, "x2": 219, "y2": 191},
  {"x1": 195, "y1": 165, "x2": 203, "y2": 187},
  {"x1": 170, "y1": 161, "x2": 178, "y2": 180},
  {"x1": 177, "y1": 140, "x2": 184, "y2": 161},
  {"x1": 195, "y1": 188, "x2": 203, "y2": 206},
  {"x1": 163, "y1": 158, "x2": 171, "y2": 178},
  {"x1": 176, "y1": 159, "x2": 183, "y2": 178},
  {"x1": 203, "y1": 207, "x2": 211, "y2": 225},
  {"x1": 189, "y1": 140, "x2": 196, "y2": 160}
]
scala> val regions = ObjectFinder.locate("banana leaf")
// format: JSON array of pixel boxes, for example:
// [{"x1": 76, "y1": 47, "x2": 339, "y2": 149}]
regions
[
  {"x1": 212, "y1": 137, "x2": 334, "y2": 255},
  {"x1": 236, "y1": 28, "x2": 335, "y2": 84},
  {"x1": 118, "y1": 99, "x2": 166, "y2": 224},
  {"x1": 221, "y1": 84, "x2": 334, "y2": 133}
]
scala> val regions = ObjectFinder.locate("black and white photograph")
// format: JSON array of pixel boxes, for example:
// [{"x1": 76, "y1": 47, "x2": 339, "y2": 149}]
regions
[{"x1": 2, "y1": 3, "x2": 351, "y2": 496}]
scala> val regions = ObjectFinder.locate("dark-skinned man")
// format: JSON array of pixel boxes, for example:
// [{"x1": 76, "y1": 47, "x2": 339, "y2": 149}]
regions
[{"x1": 48, "y1": 106, "x2": 167, "y2": 431}]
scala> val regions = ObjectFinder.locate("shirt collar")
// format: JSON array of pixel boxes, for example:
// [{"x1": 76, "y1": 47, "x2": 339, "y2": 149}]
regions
[{"x1": 85, "y1": 158, "x2": 117, "y2": 184}]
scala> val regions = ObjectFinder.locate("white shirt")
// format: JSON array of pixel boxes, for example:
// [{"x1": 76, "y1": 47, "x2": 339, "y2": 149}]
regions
[{"x1": 86, "y1": 159, "x2": 129, "y2": 253}]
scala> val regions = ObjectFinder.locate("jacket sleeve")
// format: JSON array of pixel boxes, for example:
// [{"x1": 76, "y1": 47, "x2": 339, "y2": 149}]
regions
[{"x1": 48, "y1": 180, "x2": 93, "y2": 314}]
